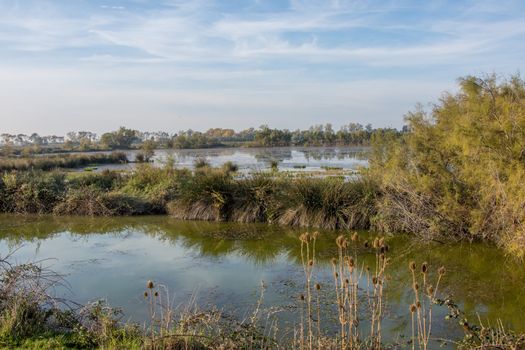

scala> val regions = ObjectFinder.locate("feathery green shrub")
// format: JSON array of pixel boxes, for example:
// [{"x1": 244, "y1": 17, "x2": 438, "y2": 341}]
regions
[{"x1": 368, "y1": 74, "x2": 525, "y2": 257}]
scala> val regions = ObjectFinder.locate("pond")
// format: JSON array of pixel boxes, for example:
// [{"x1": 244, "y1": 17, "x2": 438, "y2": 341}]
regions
[
  {"x1": 71, "y1": 147, "x2": 369, "y2": 173},
  {"x1": 0, "y1": 214, "x2": 523, "y2": 348}
]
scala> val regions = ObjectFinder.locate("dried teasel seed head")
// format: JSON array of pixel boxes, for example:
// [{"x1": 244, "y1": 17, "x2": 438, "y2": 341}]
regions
[
  {"x1": 351, "y1": 232, "x2": 358, "y2": 242},
  {"x1": 144, "y1": 291, "x2": 148, "y2": 298},
  {"x1": 147, "y1": 280, "x2": 154, "y2": 289},
  {"x1": 154, "y1": 291, "x2": 159, "y2": 297},
  {"x1": 416, "y1": 301, "x2": 421, "y2": 309},
  {"x1": 336, "y1": 235, "x2": 348, "y2": 249},
  {"x1": 348, "y1": 257, "x2": 355, "y2": 268},
  {"x1": 300, "y1": 294, "x2": 305, "y2": 301},
  {"x1": 339, "y1": 314, "x2": 347, "y2": 325},
  {"x1": 331, "y1": 258, "x2": 338, "y2": 266},
  {"x1": 380, "y1": 253, "x2": 385, "y2": 261},
  {"x1": 427, "y1": 285, "x2": 434, "y2": 296},
  {"x1": 365, "y1": 266, "x2": 370, "y2": 272},
  {"x1": 372, "y1": 276, "x2": 378, "y2": 285},
  {"x1": 378, "y1": 237, "x2": 385, "y2": 247},
  {"x1": 373, "y1": 237, "x2": 380, "y2": 249},
  {"x1": 438, "y1": 266, "x2": 446, "y2": 276},
  {"x1": 409, "y1": 304, "x2": 417, "y2": 313},
  {"x1": 364, "y1": 240, "x2": 370, "y2": 248},
  {"x1": 409, "y1": 261, "x2": 416, "y2": 272},
  {"x1": 315, "y1": 283, "x2": 321, "y2": 291},
  {"x1": 299, "y1": 233, "x2": 306, "y2": 243},
  {"x1": 413, "y1": 282, "x2": 419, "y2": 291},
  {"x1": 312, "y1": 231, "x2": 320, "y2": 239},
  {"x1": 345, "y1": 278, "x2": 349, "y2": 285},
  {"x1": 421, "y1": 262, "x2": 428, "y2": 274},
  {"x1": 335, "y1": 272, "x2": 339, "y2": 278},
  {"x1": 308, "y1": 259, "x2": 314, "y2": 267}
]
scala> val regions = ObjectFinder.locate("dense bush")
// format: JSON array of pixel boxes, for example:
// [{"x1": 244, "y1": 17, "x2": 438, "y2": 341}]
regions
[
  {"x1": 0, "y1": 171, "x2": 66, "y2": 214},
  {"x1": 67, "y1": 169, "x2": 122, "y2": 191},
  {"x1": 277, "y1": 177, "x2": 376, "y2": 230},
  {"x1": 119, "y1": 164, "x2": 185, "y2": 212},
  {"x1": 368, "y1": 74, "x2": 525, "y2": 257},
  {"x1": 167, "y1": 168, "x2": 236, "y2": 221},
  {"x1": 230, "y1": 173, "x2": 281, "y2": 223}
]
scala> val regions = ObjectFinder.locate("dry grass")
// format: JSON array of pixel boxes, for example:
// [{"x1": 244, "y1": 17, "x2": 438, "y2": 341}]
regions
[{"x1": 0, "y1": 152, "x2": 127, "y2": 172}]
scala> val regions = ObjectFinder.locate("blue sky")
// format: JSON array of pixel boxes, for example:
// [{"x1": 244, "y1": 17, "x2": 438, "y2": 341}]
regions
[{"x1": 1, "y1": 0, "x2": 524, "y2": 134}]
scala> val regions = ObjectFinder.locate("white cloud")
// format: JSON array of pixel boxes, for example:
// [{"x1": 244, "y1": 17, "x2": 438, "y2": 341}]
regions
[{"x1": 0, "y1": 0, "x2": 523, "y2": 133}]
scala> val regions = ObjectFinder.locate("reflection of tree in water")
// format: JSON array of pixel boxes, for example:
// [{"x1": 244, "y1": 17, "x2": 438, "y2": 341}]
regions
[
  {"x1": 300, "y1": 148, "x2": 369, "y2": 161},
  {"x1": 251, "y1": 147, "x2": 369, "y2": 164},
  {"x1": 147, "y1": 147, "x2": 370, "y2": 167},
  {"x1": 1, "y1": 214, "x2": 524, "y2": 331},
  {"x1": 155, "y1": 148, "x2": 239, "y2": 165},
  {"x1": 253, "y1": 149, "x2": 293, "y2": 164},
  {"x1": 179, "y1": 149, "x2": 237, "y2": 158}
]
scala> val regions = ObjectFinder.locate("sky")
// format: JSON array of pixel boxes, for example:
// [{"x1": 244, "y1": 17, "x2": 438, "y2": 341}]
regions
[{"x1": 0, "y1": 0, "x2": 524, "y2": 135}]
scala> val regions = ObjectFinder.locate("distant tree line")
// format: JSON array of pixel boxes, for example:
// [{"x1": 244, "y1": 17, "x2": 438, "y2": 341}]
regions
[
  {"x1": 0, "y1": 123, "x2": 402, "y2": 155},
  {"x1": 254, "y1": 123, "x2": 379, "y2": 147}
]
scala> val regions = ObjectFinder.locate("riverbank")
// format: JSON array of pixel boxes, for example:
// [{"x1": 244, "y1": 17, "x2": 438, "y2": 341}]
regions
[
  {"x1": 0, "y1": 165, "x2": 377, "y2": 229},
  {"x1": 0, "y1": 152, "x2": 128, "y2": 172},
  {"x1": 0, "y1": 158, "x2": 523, "y2": 257}
]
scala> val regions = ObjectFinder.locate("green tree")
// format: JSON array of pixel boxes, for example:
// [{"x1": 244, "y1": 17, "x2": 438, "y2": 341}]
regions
[
  {"x1": 100, "y1": 127, "x2": 138, "y2": 149},
  {"x1": 140, "y1": 139, "x2": 156, "y2": 162},
  {"x1": 369, "y1": 74, "x2": 525, "y2": 257}
]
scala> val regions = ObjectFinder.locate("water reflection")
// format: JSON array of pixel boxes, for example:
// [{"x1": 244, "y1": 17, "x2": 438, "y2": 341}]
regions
[
  {"x1": 78, "y1": 147, "x2": 369, "y2": 172},
  {"x1": 0, "y1": 214, "x2": 523, "y2": 346}
]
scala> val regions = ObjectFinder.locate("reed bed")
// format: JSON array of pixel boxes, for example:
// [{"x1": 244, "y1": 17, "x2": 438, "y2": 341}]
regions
[
  {"x1": 0, "y1": 165, "x2": 378, "y2": 232},
  {"x1": 0, "y1": 152, "x2": 127, "y2": 172}
]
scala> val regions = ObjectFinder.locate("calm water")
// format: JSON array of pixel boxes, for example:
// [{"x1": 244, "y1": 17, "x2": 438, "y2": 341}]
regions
[
  {"x1": 0, "y1": 214, "x2": 523, "y2": 347},
  {"x1": 77, "y1": 147, "x2": 369, "y2": 172}
]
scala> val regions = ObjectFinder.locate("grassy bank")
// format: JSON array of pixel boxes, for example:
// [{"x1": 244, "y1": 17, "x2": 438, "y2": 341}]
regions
[
  {"x1": 1, "y1": 234, "x2": 523, "y2": 349},
  {"x1": 0, "y1": 152, "x2": 128, "y2": 172},
  {"x1": 0, "y1": 164, "x2": 377, "y2": 231}
]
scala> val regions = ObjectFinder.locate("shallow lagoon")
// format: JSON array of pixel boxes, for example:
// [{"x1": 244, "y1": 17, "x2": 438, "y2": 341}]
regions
[
  {"x1": 71, "y1": 146, "x2": 369, "y2": 172},
  {"x1": 0, "y1": 214, "x2": 523, "y2": 347}
]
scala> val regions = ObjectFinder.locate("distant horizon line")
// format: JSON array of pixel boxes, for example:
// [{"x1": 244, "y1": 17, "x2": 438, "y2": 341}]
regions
[{"x1": 1, "y1": 122, "x2": 403, "y2": 139}]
